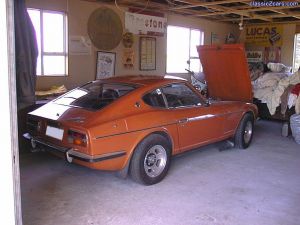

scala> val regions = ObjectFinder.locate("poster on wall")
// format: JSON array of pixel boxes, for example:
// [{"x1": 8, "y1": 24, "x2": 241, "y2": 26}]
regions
[
  {"x1": 125, "y1": 12, "x2": 167, "y2": 36},
  {"x1": 140, "y1": 37, "x2": 156, "y2": 70},
  {"x1": 245, "y1": 24, "x2": 283, "y2": 47},
  {"x1": 123, "y1": 49, "x2": 134, "y2": 69},
  {"x1": 246, "y1": 51, "x2": 263, "y2": 62},
  {"x1": 96, "y1": 51, "x2": 116, "y2": 79},
  {"x1": 264, "y1": 47, "x2": 281, "y2": 63},
  {"x1": 69, "y1": 36, "x2": 92, "y2": 55},
  {"x1": 211, "y1": 32, "x2": 220, "y2": 45}
]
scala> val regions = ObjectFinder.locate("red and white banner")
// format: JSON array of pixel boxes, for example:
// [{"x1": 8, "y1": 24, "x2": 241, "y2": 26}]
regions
[{"x1": 125, "y1": 12, "x2": 167, "y2": 36}]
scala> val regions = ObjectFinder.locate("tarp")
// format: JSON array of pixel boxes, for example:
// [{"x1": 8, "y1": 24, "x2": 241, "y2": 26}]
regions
[{"x1": 14, "y1": 0, "x2": 38, "y2": 110}]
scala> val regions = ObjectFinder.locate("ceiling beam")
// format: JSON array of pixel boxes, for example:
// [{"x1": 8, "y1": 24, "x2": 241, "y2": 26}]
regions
[
  {"x1": 83, "y1": 0, "x2": 300, "y2": 24},
  {"x1": 243, "y1": 20, "x2": 300, "y2": 25},
  {"x1": 119, "y1": 0, "x2": 202, "y2": 16},
  {"x1": 268, "y1": 9, "x2": 300, "y2": 20},
  {"x1": 125, "y1": 0, "x2": 273, "y2": 22},
  {"x1": 119, "y1": 0, "x2": 221, "y2": 16},
  {"x1": 130, "y1": 0, "x2": 300, "y2": 22},
  {"x1": 219, "y1": 13, "x2": 300, "y2": 21},
  {"x1": 268, "y1": 9, "x2": 287, "y2": 15},
  {"x1": 218, "y1": 17, "x2": 260, "y2": 22},
  {"x1": 265, "y1": 13, "x2": 300, "y2": 19},
  {"x1": 182, "y1": 5, "x2": 300, "y2": 17},
  {"x1": 171, "y1": 0, "x2": 250, "y2": 10},
  {"x1": 202, "y1": 4, "x2": 272, "y2": 21}
]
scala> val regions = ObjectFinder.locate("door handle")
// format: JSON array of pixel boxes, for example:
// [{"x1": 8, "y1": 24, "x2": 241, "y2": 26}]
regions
[{"x1": 178, "y1": 118, "x2": 188, "y2": 124}]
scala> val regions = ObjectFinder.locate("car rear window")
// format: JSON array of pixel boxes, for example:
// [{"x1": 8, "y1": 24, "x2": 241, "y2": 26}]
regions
[{"x1": 54, "y1": 82, "x2": 137, "y2": 110}]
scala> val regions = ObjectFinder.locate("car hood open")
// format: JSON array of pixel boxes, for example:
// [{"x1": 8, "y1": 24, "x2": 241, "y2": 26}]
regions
[{"x1": 197, "y1": 44, "x2": 252, "y2": 103}]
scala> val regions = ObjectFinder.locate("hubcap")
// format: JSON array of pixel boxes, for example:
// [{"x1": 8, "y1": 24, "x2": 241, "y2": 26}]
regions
[
  {"x1": 144, "y1": 145, "x2": 167, "y2": 178},
  {"x1": 244, "y1": 121, "x2": 253, "y2": 144}
]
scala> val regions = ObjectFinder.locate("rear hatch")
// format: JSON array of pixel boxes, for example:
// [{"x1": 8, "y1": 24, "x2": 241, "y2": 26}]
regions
[
  {"x1": 27, "y1": 81, "x2": 138, "y2": 150},
  {"x1": 29, "y1": 81, "x2": 138, "y2": 122},
  {"x1": 197, "y1": 44, "x2": 252, "y2": 103}
]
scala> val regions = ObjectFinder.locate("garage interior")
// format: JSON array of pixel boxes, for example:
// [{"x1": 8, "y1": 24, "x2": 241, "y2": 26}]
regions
[
  {"x1": 2, "y1": 0, "x2": 300, "y2": 224},
  {"x1": 21, "y1": 121, "x2": 300, "y2": 225}
]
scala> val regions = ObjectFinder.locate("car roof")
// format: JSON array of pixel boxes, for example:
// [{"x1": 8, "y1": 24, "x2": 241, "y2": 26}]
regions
[{"x1": 96, "y1": 75, "x2": 187, "y2": 86}]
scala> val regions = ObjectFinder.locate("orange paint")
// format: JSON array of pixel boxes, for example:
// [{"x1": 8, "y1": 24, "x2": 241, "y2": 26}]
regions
[{"x1": 27, "y1": 44, "x2": 257, "y2": 172}]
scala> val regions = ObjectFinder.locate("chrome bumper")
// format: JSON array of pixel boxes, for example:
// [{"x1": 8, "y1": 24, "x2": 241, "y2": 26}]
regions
[
  {"x1": 66, "y1": 149, "x2": 126, "y2": 163},
  {"x1": 23, "y1": 133, "x2": 126, "y2": 163}
]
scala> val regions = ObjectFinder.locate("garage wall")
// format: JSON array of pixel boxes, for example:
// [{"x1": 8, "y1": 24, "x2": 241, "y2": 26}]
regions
[
  {"x1": 167, "y1": 14, "x2": 239, "y2": 80},
  {"x1": 26, "y1": 0, "x2": 237, "y2": 90},
  {"x1": 281, "y1": 24, "x2": 296, "y2": 66},
  {"x1": 239, "y1": 24, "x2": 296, "y2": 67},
  {"x1": 167, "y1": 14, "x2": 239, "y2": 47}
]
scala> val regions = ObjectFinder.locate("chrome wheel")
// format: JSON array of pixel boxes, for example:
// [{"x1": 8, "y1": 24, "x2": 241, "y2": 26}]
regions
[
  {"x1": 243, "y1": 121, "x2": 253, "y2": 144},
  {"x1": 144, "y1": 145, "x2": 167, "y2": 178},
  {"x1": 130, "y1": 134, "x2": 171, "y2": 185}
]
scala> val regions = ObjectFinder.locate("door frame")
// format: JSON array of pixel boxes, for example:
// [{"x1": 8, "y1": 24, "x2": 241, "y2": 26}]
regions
[{"x1": 0, "y1": 0, "x2": 22, "y2": 224}]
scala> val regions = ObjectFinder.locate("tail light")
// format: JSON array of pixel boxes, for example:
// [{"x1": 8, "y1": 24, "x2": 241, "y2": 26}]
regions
[
  {"x1": 27, "y1": 118, "x2": 42, "y2": 133},
  {"x1": 68, "y1": 130, "x2": 87, "y2": 147}
]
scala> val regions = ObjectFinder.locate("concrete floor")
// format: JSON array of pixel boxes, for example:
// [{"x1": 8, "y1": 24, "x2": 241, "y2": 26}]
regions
[{"x1": 20, "y1": 120, "x2": 300, "y2": 225}]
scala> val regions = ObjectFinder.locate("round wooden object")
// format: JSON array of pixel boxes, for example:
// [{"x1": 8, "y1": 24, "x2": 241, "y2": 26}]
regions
[{"x1": 87, "y1": 7, "x2": 123, "y2": 50}]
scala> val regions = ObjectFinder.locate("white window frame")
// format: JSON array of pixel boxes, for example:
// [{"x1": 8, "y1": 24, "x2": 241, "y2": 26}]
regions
[
  {"x1": 166, "y1": 25, "x2": 204, "y2": 74},
  {"x1": 27, "y1": 8, "x2": 68, "y2": 76},
  {"x1": 293, "y1": 33, "x2": 300, "y2": 73}
]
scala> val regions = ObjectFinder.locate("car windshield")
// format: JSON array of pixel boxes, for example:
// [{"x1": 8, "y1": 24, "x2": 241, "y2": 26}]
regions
[{"x1": 54, "y1": 82, "x2": 137, "y2": 110}]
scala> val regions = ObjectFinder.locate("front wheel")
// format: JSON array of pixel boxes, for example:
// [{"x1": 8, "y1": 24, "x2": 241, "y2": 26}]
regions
[
  {"x1": 235, "y1": 113, "x2": 254, "y2": 149},
  {"x1": 130, "y1": 134, "x2": 171, "y2": 185}
]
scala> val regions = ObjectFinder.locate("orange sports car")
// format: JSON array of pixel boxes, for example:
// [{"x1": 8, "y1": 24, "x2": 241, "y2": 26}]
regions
[{"x1": 25, "y1": 44, "x2": 257, "y2": 185}]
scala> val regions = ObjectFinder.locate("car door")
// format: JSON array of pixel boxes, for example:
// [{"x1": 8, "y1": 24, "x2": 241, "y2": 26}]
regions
[{"x1": 161, "y1": 83, "x2": 226, "y2": 152}]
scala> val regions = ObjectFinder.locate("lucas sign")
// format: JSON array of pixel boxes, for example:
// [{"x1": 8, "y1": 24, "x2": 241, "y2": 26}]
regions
[
  {"x1": 125, "y1": 12, "x2": 167, "y2": 36},
  {"x1": 245, "y1": 25, "x2": 283, "y2": 47}
]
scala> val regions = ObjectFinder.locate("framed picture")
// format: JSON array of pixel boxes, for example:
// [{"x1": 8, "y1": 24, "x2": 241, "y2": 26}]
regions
[
  {"x1": 264, "y1": 47, "x2": 281, "y2": 63},
  {"x1": 96, "y1": 51, "x2": 116, "y2": 79},
  {"x1": 246, "y1": 51, "x2": 263, "y2": 62},
  {"x1": 139, "y1": 37, "x2": 156, "y2": 71},
  {"x1": 211, "y1": 32, "x2": 219, "y2": 45}
]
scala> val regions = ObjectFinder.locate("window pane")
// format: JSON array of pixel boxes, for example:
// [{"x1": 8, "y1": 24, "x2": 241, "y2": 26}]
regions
[
  {"x1": 190, "y1": 30, "x2": 201, "y2": 57},
  {"x1": 162, "y1": 83, "x2": 201, "y2": 107},
  {"x1": 143, "y1": 89, "x2": 166, "y2": 108},
  {"x1": 43, "y1": 56, "x2": 65, "y2": 75},
  {"x1": 27, "y1": 9, "x2": 41, "y2": 75},
  {"x1": 43, "y1": 12, "x2": 64, "y2": 52},
  {"x1": 190, "y1": 58, "x2": 201, "y2": 73},
  {"x1": 294, "y1": 34, "x2": 300, "y2": 72},
  {"x1": 167, "y1": 26, "x2": 190, "y2": 73},
  {"x1": 36, "y1": 55, "x2": 41, "y2": 75},
  {"x1": 27, "y1": 9, "x2": 41, "y2": 52}
]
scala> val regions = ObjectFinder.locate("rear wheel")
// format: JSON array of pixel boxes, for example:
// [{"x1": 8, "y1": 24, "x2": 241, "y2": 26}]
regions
[
  {"x1": 235, "y1": 113, "x2": 254, "y2": 149},
  {"x1": 130, "y1": 134, "x2": 171, "y2": 185}
]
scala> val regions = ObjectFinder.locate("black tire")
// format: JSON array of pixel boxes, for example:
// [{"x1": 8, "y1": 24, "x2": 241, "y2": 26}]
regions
[
  {"x1": 234, "y1": 113, "x2": 254, "y2": 149},
  {"x1": 130, "y1": 134, "x2": 171, "y2": 185}
]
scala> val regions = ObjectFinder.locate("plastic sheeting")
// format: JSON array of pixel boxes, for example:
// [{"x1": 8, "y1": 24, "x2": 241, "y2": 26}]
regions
[{"x1": 290, "y1": 114, "x2": 300, "y2": 144}]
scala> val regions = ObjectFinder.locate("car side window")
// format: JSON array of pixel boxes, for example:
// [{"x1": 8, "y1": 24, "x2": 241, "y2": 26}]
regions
[
  {"x1": 143, "y1": 89, "x2": 166, "y2": 108},
  {"x1": 162, "y1": 83, "x2": 201, "y2": 108}
]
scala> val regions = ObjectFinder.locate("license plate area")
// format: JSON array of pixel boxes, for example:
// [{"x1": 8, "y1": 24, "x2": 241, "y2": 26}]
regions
[{"x1": 46, "y1": 126, "x2": 64, "y2": 140}]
